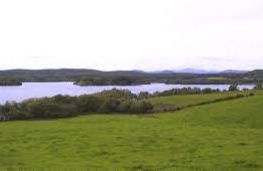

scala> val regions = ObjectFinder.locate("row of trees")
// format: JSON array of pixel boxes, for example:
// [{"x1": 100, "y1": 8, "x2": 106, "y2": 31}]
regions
[
  {"x1": 229, "y1": 83, "x2": 263, "y2": 91},
  {"x1": 254, "y1": 83, "x2": 263, "y2": 90},
  {"x1": 0, "y1": 77, "x2": 22, "y2": 86},
  {"x1": 153, "y1": 84, "x2": 258, "y2": 97},
  {"x1": 1, "y1": 83, "x2": 262, "y2": 121},
  {"x1": 74, "y1": 77, "x2": 150, "y2": 86},
  {"x1": 1, "y1": 87, "x2": 224, "y2": 121},
  {"x1": 152, "y1": 87, "x2": 221, "y2": 97},
  {"x1": 138, "y1": 84, "x2": 261, "y2": 98},
  {"x1": 0, "y1": 89, "x2": 153, "y2": 121}
]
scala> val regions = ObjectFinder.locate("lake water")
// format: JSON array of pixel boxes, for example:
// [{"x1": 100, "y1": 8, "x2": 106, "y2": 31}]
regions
[{"x1": 0, "y1": 82, "x2": 254, "y2": 104}]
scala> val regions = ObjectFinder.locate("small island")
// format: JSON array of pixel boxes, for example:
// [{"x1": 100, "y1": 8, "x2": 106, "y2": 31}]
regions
[
  {"x1": 0, "y1": 78, "x2": 22, "y2": 86},
  {"x1": 74, "y1": 77, "x2": 151, "y2": 86}
]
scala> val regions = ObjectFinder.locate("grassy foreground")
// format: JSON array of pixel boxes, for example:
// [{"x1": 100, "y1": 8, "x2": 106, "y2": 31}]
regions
[
  {"x1": 148, "y1": 91, "x2": 252, "y2": 107},
  {"x1": 0, "y1": 91, "x2": 263, "y2": 170}
]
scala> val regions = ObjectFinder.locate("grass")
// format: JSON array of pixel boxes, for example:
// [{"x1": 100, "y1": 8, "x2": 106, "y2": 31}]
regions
[
  {"x1": 0, "y1": 91, "x2": 262, "y2": 170},
  {"x1": 148, "y1": 91, "x2": 250, "y2": 108}
]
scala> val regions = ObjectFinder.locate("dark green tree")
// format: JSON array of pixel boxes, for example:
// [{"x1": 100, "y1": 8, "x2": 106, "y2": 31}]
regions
[{"x1": 229, "y1": 84, "x2": 238, "y2": 91}]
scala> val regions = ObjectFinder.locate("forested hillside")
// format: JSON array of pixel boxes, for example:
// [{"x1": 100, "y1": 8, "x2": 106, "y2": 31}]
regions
[{"x1": 0, "y1": 69, "x2": 262, "y2": 85}]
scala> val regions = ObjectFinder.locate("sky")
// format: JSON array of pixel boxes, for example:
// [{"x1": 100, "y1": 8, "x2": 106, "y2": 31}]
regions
[{"x1": 0, "y1": 0, "x2": 263, "y2": 71}]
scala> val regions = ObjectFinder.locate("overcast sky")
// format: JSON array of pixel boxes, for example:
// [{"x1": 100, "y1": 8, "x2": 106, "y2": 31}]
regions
[{"x1": 0, "y1": 0, "x2": 263, "y2": 71}]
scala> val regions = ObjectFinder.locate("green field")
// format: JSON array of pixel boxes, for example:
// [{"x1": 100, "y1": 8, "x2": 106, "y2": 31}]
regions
[
  {"x1": 148, "y1": 91, "x2": 251, "y2": 109},
  {"x1": 0, "y1": 91, "x2": 263, "y2": 170}
]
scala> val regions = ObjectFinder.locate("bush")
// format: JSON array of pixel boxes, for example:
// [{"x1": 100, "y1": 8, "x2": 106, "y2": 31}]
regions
[
  {"x1": 0, "y1": 89, "x2": 154, "y2": 121},
  {"x1": 0, "y1": 77, "x2": 22, "y2": 86},
  {"x1": 229, "y1": 84, "x2": 238, "y2": 91},
  {"x1": 117, "y1": 101, "x2": 132, "y2": 113},
  {"x1": 1, "y1": 102, "x2": 31, "y2": 120},
  {"x1": 53, "y1": 95, "x2": 77, "y2": 104},
  {"x1": 138, "y1": 92, "x2": 151, "y2": 99},
  {"x1": 130, "y1": 101, "x2": 153, "y2": 113},
  {"x1": 98, "y1": 98, "x2": 120, "y2": 113},
  {"x1": 95, "y1": 89, "x2": 137, "y2": 100},
  {"x1": 152, "y1": 104, "x2": 178, "y2": 113},
  {"x1": 76, "y1": 95, "x2": 100, "y2": 113},
  {"x1": 153, "y1": 87, "x2": 221, "y2": 97},
  {"x1": 26, "y1": 98, "x2": 77, "y2": 119},
  {"x1": 254, "y1": 84, "x2": 263, "y2": 90}
]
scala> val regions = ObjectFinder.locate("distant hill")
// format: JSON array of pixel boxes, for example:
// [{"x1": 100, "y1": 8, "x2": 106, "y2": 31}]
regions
[
  {"x1": 220, "y1": 70, "x2": 249, "y2": 74},
  {"x1": 173, "y1": 68, "x2": 218, "y2": 74},
  {"x1": 247, "y1": 69, "x2": 263, "y2": 75},
  {"x1": 245, "y1": 70, "x2": 263, "y2": 79},
  {"x1": 146, "y1": 68, "x2": 249, "y2": 74},
  {"x1": 0, "y1": 69, "x2": 103, "y2": 81},
  {"x1": 0, "y1": 68, "x2": 261, "y2": 84},
  {"x1": 146, "y1": 69, "x2": 217, "y2": 74}
]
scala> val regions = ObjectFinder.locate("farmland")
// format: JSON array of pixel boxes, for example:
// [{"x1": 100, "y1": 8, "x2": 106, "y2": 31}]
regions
[{"x1": 0, "y1": 91, "x2": 262, "y2": 169}]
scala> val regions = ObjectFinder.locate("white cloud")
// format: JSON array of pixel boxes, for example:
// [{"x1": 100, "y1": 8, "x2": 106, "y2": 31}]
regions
[{"x1": 0, "y1": 0, "x2": 263, "y2": 70}]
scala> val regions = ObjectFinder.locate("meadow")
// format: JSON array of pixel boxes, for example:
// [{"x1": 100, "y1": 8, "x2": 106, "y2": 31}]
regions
[
  {"x1": 148, "y1": 91, "x2": 252, "y2": 108},
  {"x1": 0, "y1": 91, "x2": 262, "y2": 170}
]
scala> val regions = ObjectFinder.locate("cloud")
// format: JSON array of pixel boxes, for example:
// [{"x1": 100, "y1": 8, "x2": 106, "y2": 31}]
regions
[
  {"x1": 202, "y1": 57, "x2": 234, "y2": 62},
  {"x1": 0, "y1": 0, "x2": 263, "y2": 70}
]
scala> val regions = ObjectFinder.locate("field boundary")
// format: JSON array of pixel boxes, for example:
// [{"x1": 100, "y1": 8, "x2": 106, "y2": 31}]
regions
[{"x1": 151, "y1": 93, "x2": 254, "y2": 113}]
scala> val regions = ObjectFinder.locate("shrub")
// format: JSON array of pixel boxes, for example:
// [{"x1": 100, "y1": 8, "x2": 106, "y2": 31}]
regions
[
  {"x1": 153, "y1": 87, "x2": 221, "y2": 97},
  {"x1": 98, "y1": 98, "x2": 120, "y2": 113},
  {"x1": 254, "y1": 84, "x2": 263, "y2": 90},
  {"x1": 130, "y1": 101, "x2": 153, "y2": 113},
  {"x1": 229, "y1": 84, "x2": 238, "y2": 91},
  {"x1": 152, "y1": 104, "x2": 178, "y2": 113},
  {"x1": 138, "y1": 92, "x2": 151, "y2": 99},
  {"x1": 95, "y1": 89, "x2": 136, "y2": 100},
  {"x1": 117, "y1": 101, "x2": 132, "y2": 113},
  {"x1": 53, "y1": 95, "x2": 77, "y2": 104},
  {"x1": 0, "y1": 89, "x2": 157, "y2": 121},
  {"x1": 27, "y1": 99, "x2": 77, "y2": 119},
  {"x1": 76, "y1": 95, "x2": 100, "y2": 113}
]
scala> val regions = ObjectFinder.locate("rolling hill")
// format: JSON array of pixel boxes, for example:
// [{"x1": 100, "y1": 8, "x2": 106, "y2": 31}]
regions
[
  {"x1": 0, "y1": 90, "x2": 262, "y2": 169},
  {"x1": 0, "y1": 68, "x2": 262, "y2": 85}
]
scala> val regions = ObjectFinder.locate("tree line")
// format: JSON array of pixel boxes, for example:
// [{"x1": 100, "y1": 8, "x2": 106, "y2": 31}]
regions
[
  {"x1": 152, "y1": 87, "x2": 221, "y2": 97},
  {"x1": 74, "y1": 77, "x2": 150, "y2": 86},
  {"x1": 1, "y1": 84, "x2": 262, "y2": 121},
  {"x1": 0, "y1": 69, "x2": 263, "y2": 85},
  {"x1": 0, "y1": 89, "x2": 153, "y2": 121},
  {"x1": 0, "y1": 77, "x2": 22, "y2": 86}
]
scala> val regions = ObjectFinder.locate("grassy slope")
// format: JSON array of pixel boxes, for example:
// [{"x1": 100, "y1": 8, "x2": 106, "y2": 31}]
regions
[
  {"x1": 0, "y1": 92, "x2": 263, "y2": 170},
  {"x1": 148, "y1": 91, "x2": 250, "y2": 108}
]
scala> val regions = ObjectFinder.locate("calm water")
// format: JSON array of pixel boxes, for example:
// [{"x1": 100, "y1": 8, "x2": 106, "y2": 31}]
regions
[{"x1": 0, "y1": 82, "x2": 254, "y2": 104}]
